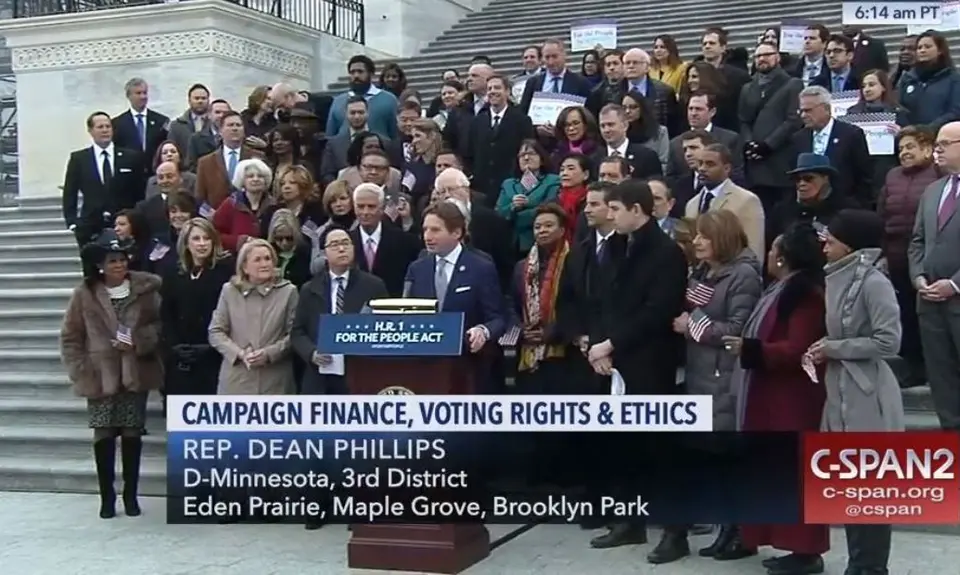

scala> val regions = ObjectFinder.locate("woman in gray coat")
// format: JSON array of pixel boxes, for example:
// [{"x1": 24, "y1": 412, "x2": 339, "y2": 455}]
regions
[{"x1": 809, "y1": 209, "x2": 904, "y2": 575}]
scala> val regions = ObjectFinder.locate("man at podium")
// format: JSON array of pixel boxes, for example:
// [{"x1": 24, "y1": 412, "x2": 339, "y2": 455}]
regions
[{"x1": 403, "y1": 201, "x2": 506, "y2": 387}]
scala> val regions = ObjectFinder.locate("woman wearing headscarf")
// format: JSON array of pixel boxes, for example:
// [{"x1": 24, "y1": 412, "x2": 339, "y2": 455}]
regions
[
  {"x1": 811, "y1": 209, "x2": 904, "y2": 575},
  {"x1": 59, "y1": 229, "x2": 163, "y2": 519},
  {"x1": 719, "y1": 223, "x2": 830, "y2": 574}
]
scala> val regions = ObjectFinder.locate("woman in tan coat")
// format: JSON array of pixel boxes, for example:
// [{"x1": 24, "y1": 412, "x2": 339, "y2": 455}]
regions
[
  {"x1": 208, "y1": 238, "x2": 299, "y2": 394},
  {"x1": 59, "y1": 229, "x2": 163, "y2": 519}
]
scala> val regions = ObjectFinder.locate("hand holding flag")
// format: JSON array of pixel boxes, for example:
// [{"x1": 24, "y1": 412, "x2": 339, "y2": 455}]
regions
[{"x1": 688, "y1": 309, "x2": 713, "y2": 343}]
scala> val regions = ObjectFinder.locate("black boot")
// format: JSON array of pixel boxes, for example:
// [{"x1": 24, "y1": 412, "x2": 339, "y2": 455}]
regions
[
  {"x1": 646, "y1": 527, "x2": 690, "y2": 564},
  {"x1": 767, "y1": 553, "x2": 825, "y2": 574},
  {"x1": 93, "y1": 438, "x2": 116, "y2": 519},
  {"x1": 698, "y1": 524, "x2": 735, "y2": 557},
  {"x1": 120, "y1": 436, "x2": 143, "y2": 517},
  {"x1": 589, "y1": 521, "x2": 647, "y2": 549},
  {"x1": 712, "y1": 525, "x2": 756, "y2": 560}
]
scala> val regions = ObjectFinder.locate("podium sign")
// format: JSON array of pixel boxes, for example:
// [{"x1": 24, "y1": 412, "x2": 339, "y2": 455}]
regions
[{"x1": 317, "y1": 312, "x2": 465, "y2": 356}]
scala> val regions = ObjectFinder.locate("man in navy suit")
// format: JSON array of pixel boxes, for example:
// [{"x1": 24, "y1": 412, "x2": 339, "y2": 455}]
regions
[
  {"x1": 812, "y1": 35, "x2": 861, "y2": 93},
  {"x1": 112, "y1": 77, "x2": 168, "y2": 174},
  {"x1": 518, "y1": 38, "x2": 593, "y2": 133},
  {"x1": 404, "y1": 201, "x2": 506, "y2": 358}
]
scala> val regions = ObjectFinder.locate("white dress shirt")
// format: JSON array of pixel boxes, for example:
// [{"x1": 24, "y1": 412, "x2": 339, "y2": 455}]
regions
[
  {"x1": 360, "y1": 222, "x2": 382, "y2": 254},
  {"x1": 595, "y1": 229, "x2": 615, "y2": 255},
  {"x1": 607, "y1": 140, "x2": 630, "y2": 157},
  {"x1": 490, "y1": 107, "x2": 506, "y2": 127},
  {"x1": 329, "y1": 270, "x2": 350, "y2": 314},
  {"x1": 222, "y1": 145, "x2": 241, "y2": 168},
  {"x1": 94, "y1": 142, "x2": 115, "y2": 183},
  {"x1": 436, "y1": 242, "x2": 463, "y2": 285}
]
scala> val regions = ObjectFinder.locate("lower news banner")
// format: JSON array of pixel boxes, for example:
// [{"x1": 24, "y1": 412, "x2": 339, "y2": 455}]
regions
[{"x1": 164, "y1": 396, "x2": 802, "y2": 525}]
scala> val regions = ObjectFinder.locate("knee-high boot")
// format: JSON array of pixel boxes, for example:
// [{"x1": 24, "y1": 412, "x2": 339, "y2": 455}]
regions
[
  {"x1": 120, "y1": 436, "x2": 143, "y2": 517},
  {"x1": 93, "y1": 438, "x2": 116, "y2": 519}
]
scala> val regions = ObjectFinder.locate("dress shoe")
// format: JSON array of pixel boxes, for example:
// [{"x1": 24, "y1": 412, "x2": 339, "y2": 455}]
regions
[
  {"x1": 304, "y1": 519, "x2": 324, "y2": 530},
  {"x1": 698, "y1": 524, "x2": 735, "y2": 557},
  {"x1": 712, "y1": 528, "x2": 756, "y2": 561},
  {"x1": 646, "y1": 531, "x2": 690, "y2": 564},
  {"x1": 767, "y1": 553, "x2": 824, "y2": 574},
  {"x1": 590, "y1": 522, "x2": 648, "y2": 549},
  {"x1": 763, "y1": 555, "x2": 786, "y2": 569}
]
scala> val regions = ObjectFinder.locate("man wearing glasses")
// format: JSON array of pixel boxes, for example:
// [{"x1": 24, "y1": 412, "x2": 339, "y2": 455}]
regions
[{"x1": 738, "y1": 41, "x2": 804, "y2": 215}]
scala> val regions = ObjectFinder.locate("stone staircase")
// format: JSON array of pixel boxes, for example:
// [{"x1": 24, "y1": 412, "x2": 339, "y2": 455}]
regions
[
  {"x1": 328, "y1": 0, "x2": 937, "y2": 94},
  {"x1": 0, "y1": 198, "x2": 166, "y2": 496}
]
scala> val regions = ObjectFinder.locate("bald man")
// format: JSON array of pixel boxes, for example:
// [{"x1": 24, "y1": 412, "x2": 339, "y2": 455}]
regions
[
  {"x1": 442, "y1": 63, "x2": 495, "y2": 158},
  {"x1": 908, "y1": 121, "x2": 960, "y2": 431},
  {"x1": 518, "y1": 38, "x2": 593, "y2": 117}
]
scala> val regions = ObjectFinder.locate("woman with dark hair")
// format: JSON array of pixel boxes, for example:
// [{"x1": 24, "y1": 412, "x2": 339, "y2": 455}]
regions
[
  {"x1": 149, "y1": 192, "x2": 199, "y2": 276},
  {"x1": 898, "y1": 31, "x2": 960, "y2": 130},
  {"x1": 556, "y1": 153, "x2": 591, "y2": 242},
  {"x1": 679, "y1": 61, "x2": 736, "y2": 132},
  {"x1": 426, "y1": 70, "x2": 462, "y2": 118},
  {"x1": 429, "y1": 79, "x2": 465, "y2": 130},
  {"x1": 581, "y1": 50, "x2": 603, "y2": 88},
  {"x1": 849, "y1": 69, "x2": 905, "y2": 199},
  {"x1": 399, "y1": 88, "x2": 422, "y2": 107},
  {"x1": 338, "y1": 131, "x2": 402, "y2": 193},
  {"x1": 145, "y1": 140, "x2": 196, "y2": 197},
  {"x1": 692, "y1": 224, "x2": 829, "y2": 572},
  {"x1": 651, "y1": 34, "x2": 689, "y2": 93},
  {"x1": 60, "y1": 229, "x2": 163, "y2": 519},
  {"x1": 113, "y1": 209, "x2": 153, "y2": 273},
  {"x1": 266, "y1": 123, "x2": 311, "y2": 179},
  {"x1": 379, "y1": 63, "x2": 408, "y2": 98},
  {"x1": 622, "y1": 91, "x2": 669, "y2": 169},
  {"x1": 550, "y1": 106, "x2": 599, "y2": 169},
  {"x1": 240, "y1": 85, "x2": 277, "y2": 140},
  {"x1": 497, "y1": 139, "x2": 562, "y2": 254}
]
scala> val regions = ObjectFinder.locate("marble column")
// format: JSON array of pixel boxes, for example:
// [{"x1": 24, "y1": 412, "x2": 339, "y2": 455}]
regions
[{"x1": 0, "y1": 0, "x2": 329, "y2": 198}]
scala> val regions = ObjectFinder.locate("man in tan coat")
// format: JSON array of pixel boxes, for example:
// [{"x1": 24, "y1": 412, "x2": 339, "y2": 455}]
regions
[{"x1": 685, "y1": 143, "x2": 765, "y2": 257}]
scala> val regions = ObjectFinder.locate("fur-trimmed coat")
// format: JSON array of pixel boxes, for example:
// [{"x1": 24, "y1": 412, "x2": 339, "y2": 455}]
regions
[{"x1": 60, "y1": 271, "x2": 164, "y2": 398}]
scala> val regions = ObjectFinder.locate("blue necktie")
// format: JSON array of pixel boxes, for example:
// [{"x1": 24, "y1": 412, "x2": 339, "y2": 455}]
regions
[
  {"x1": 551, "y1": 77, "x2": 561, "y2": 93},
  {"x1": 135, "y1": 113, "x2": 146, "y2": 150},
  {"x1": 833, "y1": 75, "x2": 843, "y2": 92},
  {"x1": 228, "y1": 150, "x2": 238, "y2": 181}
]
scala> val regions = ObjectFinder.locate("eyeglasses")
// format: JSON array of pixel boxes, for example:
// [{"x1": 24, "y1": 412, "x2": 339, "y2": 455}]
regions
[
  {"x1": 361, "y1": 164, "x2": 389, "y2": 171},
  {"x1": 825, "y1": 48, "x2": 848, "y2": 55},
  {"x1": 935, "y1": 139, "x2": 960, "y2": 149},
  {"x1": 325, "y1": 240, "x2": 352, "y2": 249}
]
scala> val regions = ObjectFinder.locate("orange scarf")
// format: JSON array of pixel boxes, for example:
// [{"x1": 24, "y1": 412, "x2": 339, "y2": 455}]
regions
[{"x1": 519, "y1": 241, "x2": 570, "y2": 372}]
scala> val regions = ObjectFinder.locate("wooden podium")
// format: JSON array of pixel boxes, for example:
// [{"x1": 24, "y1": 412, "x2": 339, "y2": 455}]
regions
[{"x1": 345, "y1": 356, "x2": 491, "y2": 573}]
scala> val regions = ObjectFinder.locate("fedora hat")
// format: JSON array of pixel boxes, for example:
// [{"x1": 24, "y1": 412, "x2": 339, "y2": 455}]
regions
[{"x1": 786, "y1": 153, "x2": 838, "y2": 177}]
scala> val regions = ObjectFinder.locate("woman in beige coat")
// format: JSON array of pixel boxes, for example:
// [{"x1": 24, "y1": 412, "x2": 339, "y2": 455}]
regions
[
  {"x1": 208, "y1": 238, "x2": 299, "y2": 395},
  {"x1": 59, "y1": 229, "x2": 163, "y2": 520}
]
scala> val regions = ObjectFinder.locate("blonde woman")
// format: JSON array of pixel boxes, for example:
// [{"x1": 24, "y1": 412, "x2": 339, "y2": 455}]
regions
[
  {"x1": 160, "y1": 217, "x2": 234, "y2": 400},
  {"x1": 208, "y1": 238, "x2": 299, "y2": 395},
  {"x1": 267, "y1": 208, "x2": 312, "y2": 289}
]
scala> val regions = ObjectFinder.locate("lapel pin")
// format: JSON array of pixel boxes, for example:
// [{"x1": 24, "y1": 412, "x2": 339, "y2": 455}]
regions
[
  {"x1": 832, "y1": 138, "x2": 839, "y2": 144},
  {"x1": 459, "y1": 265, "x2": 466, "y2": 272},
  {"x1": 907, "y1": 85, "x2": 915, "y2": 94},
  {"x1": 861, "y1": 39, "x2": 869, "y2": 46},
  {"x1": 149, "y1": 120, "x2": 155, "y2": 126}
]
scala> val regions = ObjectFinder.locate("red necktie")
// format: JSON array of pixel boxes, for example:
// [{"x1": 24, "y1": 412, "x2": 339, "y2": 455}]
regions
[{"x1": 938, "y1": 176, "x2": 959, "y2": 230}]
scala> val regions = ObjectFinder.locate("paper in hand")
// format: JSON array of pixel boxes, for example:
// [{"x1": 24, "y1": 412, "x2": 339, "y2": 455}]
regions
[
  {"x1": 199, "y1": 203, "x2": 215, "y2": 219},
  {"x1": 116, "y1": 325, "x2": 133, "y2": 346},
  {"x1": 401, "y1": 170, "x2": 417, "y2": 191},
  {"x1": 802, "y1": 353, "x2": 819, "y2": 383},
  {"x1": 610, "y1": 368, "x2": 626, "y2": 396},
  {"x1": 149, "y1": 243, "x2": 170, "y2": 261}
]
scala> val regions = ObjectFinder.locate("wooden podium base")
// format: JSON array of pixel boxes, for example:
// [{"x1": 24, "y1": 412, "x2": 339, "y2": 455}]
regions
[{"x1": 348, "y1": 524, "x2": 490, "y2": 573}]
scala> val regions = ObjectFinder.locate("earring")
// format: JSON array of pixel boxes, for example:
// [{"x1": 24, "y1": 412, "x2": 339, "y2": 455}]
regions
[{"x1": 775, "y1": 260, "x2": 784, "y2": 267}]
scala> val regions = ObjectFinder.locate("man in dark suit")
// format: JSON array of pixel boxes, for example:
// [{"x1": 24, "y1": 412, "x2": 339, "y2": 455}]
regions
[
  {"x1": 666, "y1": 130, "x2": 716, "y2": 216},
  {"x1": 443, "y1": 63, "x2": 495, "y2": 159},
  {"x1": 791, "y1": 23, "x2": 830, "y2": 85},
  {"x1": 320, "y1": 95, "x2": 371, "y2": 186},
  {"x1": 464, "y1": 75, "x2": 535, "y2": 204},
  {"x1": 134, "y1": 160, "x2": 179, "y2": 239},
  {"x1": 63, "y1": 111, "x2": 146, "y2": 248},
  {"x1": 619, "y1": 48, "x2": 680, "y2": 137},
  {"x1": 185, "y1": 98, "x2": 231, "y2": 171},
  {"x1": 699, "y1": 27, "x2": 751, "y2": 116},
  {"x1": 666, "y1": 92, "x2": 741, "y2": 181},
  {"x1": 794, "y1": 85, "x2": 873, "y2": 205},
  {"x1": 350, "y1": 182, "x2": 421, "y2": 297},
  {"x1": 404, "y1": 201, "x2": 507, "y2": 387},
  {"x1": 434, "y1": 168, "x2": 514, "y2": 291},
  {"x1": 740, "y1": 42, "x2": 805, "y2": 214},
  {"x1": 585, "y1": 49, "x2": 626, "y2": 119},
  {"x1": 842, "y1": 26, "x2": 890, "y2": 82},
  {"x1": 112, "y1": 78, "x2": 168, "y2": 174},
  {"x1": 518, "y1": 38, "x2": 593, "y2": 120},
  {"x1": 593, "y1": 104, "x2": 662, "y2": 181},
  {"x1": 587, "y1": 179, "x2": 687, "y2": 551},
  {"x1": 812, "y1": 35, "x2": 861, "y2": 94}
]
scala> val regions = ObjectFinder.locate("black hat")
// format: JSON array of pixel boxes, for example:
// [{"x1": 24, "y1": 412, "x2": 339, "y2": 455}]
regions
[
  {"x1": 786, "y1": 153, "x2": 838, "y2": 177},
  {"x1": 827, "y1": 209, "x2": 883, "y2": 251},
  {"x1": 80, "y1": 228, "x2": 129, "y2": 263}
]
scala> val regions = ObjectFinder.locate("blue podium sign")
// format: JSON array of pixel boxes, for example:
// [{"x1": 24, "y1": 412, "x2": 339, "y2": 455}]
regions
[{"x1": 317, "y1": 313, "x2": 465, "y2": 356}]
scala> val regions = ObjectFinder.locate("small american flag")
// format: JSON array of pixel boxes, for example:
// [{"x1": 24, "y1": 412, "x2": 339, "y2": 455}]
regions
[
  {"x1": 813, "y1": 221, "x2": 828, "y2": 242},
  {"x1": 519, "y1": 170, "x2": 538, "y2": 191},
  {"x1": 149, "y1": 243, "x2": 170, "y2": 261},
  {"x1": 802, "y1": 352, "x2": 819, "y2": 383},
  {"x1": 116, "y1": 325, "x2": 133, "y2": 346},
  {"x1": 499, "y1": 325, "x2": 521, "y2": 347},
  {"x1": 199, "y1": 203, "x2": 215, "y2": 219},
  {"x1": 689, "y1": 309, "x2": 713, "y2": 343},
  {"x1": 686, "y1": 281, "x2": 715, "y2": 308}
]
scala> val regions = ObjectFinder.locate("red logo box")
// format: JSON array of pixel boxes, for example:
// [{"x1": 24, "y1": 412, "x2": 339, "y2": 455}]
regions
[{"x1": 802, "y1": 432, "x2": 960, "y2": 524}]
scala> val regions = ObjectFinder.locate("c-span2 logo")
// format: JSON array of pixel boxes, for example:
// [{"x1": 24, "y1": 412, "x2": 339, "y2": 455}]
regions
[
  {"x1": 378, "y1": 386, "x2": 414, "y2": 395},
  {"x1": 802, "y1": 432, "x2": 960, "y2": 524}
]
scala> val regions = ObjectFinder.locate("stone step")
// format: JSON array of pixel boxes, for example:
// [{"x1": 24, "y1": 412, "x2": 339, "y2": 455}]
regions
[
  {"x1": 0, "y1": 256, "x2": 80, "y2": 274},
  {"x1": 0, "y1": 308, "x2": 70, "y2": 330},
  {"x1": 0, "y1": 288, "x2": 73, "y2": 311},
  {"x1": 0, "y1": 371, "x2": 70, "y2": 399},
  {"x1": 0, "y1": 425, "x2": 167, "y2": 461},
  {"x1": 0, "y1": 242, "x2": 78, "y2": 261},
  {"x1": 0, "y1": 396, "x2": 166, "y2": 429},
  {"x1": 0, "y1": 204, "x2": 63, "y2": 223},
  {"x1": 0, "y1": 454, "x2": 167, "y2": 496},
  {"x1": 0, "y1": 229, "x2": 76, "y2": 247},
  {"x1": 0, "y1": 328, "x2": 60, "y2": 350},
  {"x1": 0, "y1": 217, "x2": 68, "y2": 233},
  {"x1": 905, "y1": 411, "x2": 941, "y2": 431},
  {"x1": 0, "y1": 272, "x2": 81, "y2": 290}
]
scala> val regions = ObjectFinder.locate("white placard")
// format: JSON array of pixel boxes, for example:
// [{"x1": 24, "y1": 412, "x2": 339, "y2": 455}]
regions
[
  {"x1": 831, "y1": 90, "x2": 860, "y2": 117},
  {"x1": 842, "y1": 1, "x2": 943, "y2": 25},
  {"x1": 570, "y1": 19, "x2": 618, "y2": 53},
  {"x1": 779, "y1": 20, "x2": 808, "y2": 53},
  {"x1": 527, "y1": 91, "x2": 587, "y2": 126},
  {"x1": 511, "y1": 77, "x2": 528, "y2": 103},
  {"x1": 840, "y1": 113, "x2": 900, "y2": 156},
  {"x1": 908, "y1": 0, "x2": 960, "y2": 32}
]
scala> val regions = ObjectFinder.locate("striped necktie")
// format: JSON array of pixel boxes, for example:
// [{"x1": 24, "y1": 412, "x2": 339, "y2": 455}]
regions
[{"x1": 335, "y1": 277, "x2": 345, "y2": 314}]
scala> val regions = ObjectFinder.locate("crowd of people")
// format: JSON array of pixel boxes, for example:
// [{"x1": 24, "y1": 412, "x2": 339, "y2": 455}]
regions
[{"x1": 54, "y1": 20, "x2": 960, "y2": 575}]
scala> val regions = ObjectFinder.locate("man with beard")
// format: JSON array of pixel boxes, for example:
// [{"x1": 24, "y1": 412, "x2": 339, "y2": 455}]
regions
[
  {"x1": 892, "y1": 34, "x2": 917, "y2": 87},
  {"x1": 326, "y1": 55, "x2": 399, "y2": 140}
]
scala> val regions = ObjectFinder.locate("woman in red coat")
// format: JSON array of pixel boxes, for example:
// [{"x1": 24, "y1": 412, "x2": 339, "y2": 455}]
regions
[{"x1": 722, "y1": 223, "x2": 830, "y2": 575}]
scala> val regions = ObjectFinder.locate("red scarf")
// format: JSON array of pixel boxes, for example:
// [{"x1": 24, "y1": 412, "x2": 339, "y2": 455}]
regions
[{"x1": 557, "y1": 185, "x2": 587, "y2": 242}]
